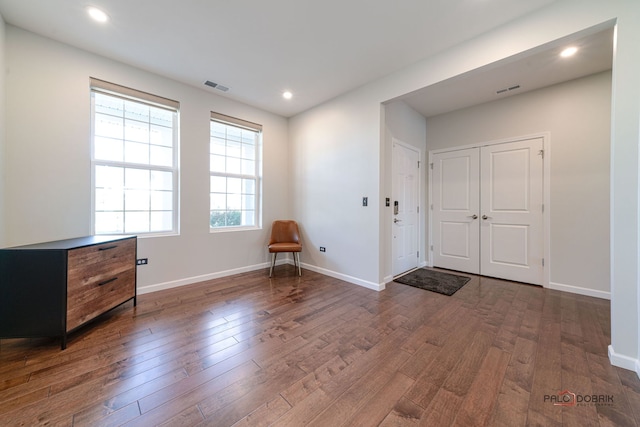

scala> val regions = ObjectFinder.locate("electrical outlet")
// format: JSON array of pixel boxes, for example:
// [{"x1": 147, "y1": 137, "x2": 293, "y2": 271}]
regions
[
  {"x1": 136, "y1": 258, "x2": 148, "y2": 266},
  {"x1": 320, "y1": 247, "x2": 326, "y2": 252}
]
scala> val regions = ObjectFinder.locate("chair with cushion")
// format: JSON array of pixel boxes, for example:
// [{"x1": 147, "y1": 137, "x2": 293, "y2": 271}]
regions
[{"x1": 268, "y1": 220, "x2": 302, "y2": 277}]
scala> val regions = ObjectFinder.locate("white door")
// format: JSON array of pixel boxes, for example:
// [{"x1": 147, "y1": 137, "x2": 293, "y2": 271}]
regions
[
  {"x1": 392, "y1": 141, "x2": 420, "y2": 276},
  {"x1": 480, "y1": 138, "x2": 544, "y2": 284},
  {"x1": 432, "y1": 148, "x2": 480, "y2": 274},
  {"x1": 431, "y1": 138, "x2": 544, "y2": 285}
]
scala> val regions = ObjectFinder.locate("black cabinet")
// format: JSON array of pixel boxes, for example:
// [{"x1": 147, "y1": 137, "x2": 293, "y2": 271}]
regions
[{"x1": 0, "y1": 235, "x2": 137, "y2": 349}]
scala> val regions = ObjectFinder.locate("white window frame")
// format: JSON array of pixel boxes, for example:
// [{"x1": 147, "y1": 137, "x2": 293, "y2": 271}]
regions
[
  {"x1": 209, "y1": 112, "x2": 262, "y2": 232},
  {"x1": 90, "y1": 78, "x2": 180, "y2": 236}
]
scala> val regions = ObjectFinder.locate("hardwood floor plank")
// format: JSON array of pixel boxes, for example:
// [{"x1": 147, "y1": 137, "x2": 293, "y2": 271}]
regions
[
  {"x1": 526, "y1": 291, "x2": 563, "y2": 426},
  {"x1": 302, "y1": 348, "x2": 413, "y2": 426},
  {"x1": 441, "y1": 330, "x2": 494, "y2": 397},
  {"x1": 453, "y1": 346, "x2": 511, "y2": 426},
  {"x1": 276, "y1": 328, "x2": 414, "y2": 426},
  {"x1": 378, "y1": 396, "x2": 424, "y2": 426},
  {"x1": 0, "y1": 266, "x2": 637, "y2": 427},
  {"x1": 341, "y1": 372, "x2": 415, "y2": 427},
  {"x1": 137, "y1": 359, "x2": 261, "y2": 415},
  {"x1": 157, "y1": 405, "x2": 204, "y2": 427},
  {"x1": 229, "y1": 395, "x2": 292, "y2": 427},
  {"x1": 488, "y1": 377, "x2": 531, "y2": 427},
  {"x1": 404, "y1": 311, "x2": 479, "y2": 407},
  {"x1": 418, "y1": 388, "x2": 464, "y2": 426}
]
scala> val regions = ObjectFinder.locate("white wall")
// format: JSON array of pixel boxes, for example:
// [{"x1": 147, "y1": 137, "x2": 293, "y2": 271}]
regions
[
  {"x1": 4, "y1": 26, "x2": 290, "y2": 292},
  {"x1": 0, "y1": 13, "x2": 6, "y2": 247},
  {"x1": 289, "y1": 88, "x2": 383, "y2": 289},
  {"x1": 426, "y1": 71, "x2": 611, "y2": 297},
  {"x1": 382, "y1": 101, "x2": 427, "y2": 281},
  {"x1": 289, "y1": 0, "x2": 640, "y2": 374}
]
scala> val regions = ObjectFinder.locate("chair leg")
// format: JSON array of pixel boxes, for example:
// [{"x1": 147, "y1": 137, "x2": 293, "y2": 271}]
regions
[
  {"x1": 291, "y1": 252, "x2": 297, "y2": 273},
  {"x1": 296, "y1": 252, "x2": 302, "y2": 276},
  {"x1": 269, "y1": 253, "x2": 277, "y2": 277}
]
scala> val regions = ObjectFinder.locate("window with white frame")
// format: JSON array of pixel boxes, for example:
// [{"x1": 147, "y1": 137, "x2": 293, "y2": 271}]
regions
[
  {"x1": 209, "y1": 112, "x2": 261, "y2": 230},
  {"x1": 91, "y1": 78, "x2": 179, "y2": 235}
]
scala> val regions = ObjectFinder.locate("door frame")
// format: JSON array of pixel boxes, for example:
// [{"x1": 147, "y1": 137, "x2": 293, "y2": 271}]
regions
[
  {"x1": 391, "y1": 138, "x2": 423, "y2": 277},
  {"x1": 427, "y1": 132, "x2": 551, "y2": 288}
]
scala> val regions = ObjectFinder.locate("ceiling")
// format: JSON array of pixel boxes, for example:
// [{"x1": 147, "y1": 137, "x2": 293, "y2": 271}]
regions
[
  {"x1": 0, "y1": 0, "x2": 611, "y2": 118},
  {"x1": 399, "y1": 26, "x2": 613, "y2": 118}
]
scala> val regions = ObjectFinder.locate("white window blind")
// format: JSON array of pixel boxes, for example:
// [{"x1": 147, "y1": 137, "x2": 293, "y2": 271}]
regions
[
  {"x1": 91, "y1": 78, "x2": 180, "y2": 235},
  {"x1": 210, "y1": 112, "x2": 261, "y2": 230}
]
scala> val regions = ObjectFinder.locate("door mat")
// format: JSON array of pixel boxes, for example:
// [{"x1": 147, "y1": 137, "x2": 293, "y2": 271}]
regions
[{"x1": 394, "y1": 268, "x2": 471, "y2": 296}]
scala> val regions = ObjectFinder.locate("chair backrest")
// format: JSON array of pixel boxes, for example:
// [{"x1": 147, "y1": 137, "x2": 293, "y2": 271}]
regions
[{"x1": 269, "y1": 220, "x2": 300, "y2": 245}]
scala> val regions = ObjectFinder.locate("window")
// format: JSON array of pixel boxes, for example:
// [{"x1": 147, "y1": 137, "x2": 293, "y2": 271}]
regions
[
  {"x1": 210, "y1": 112, "x2": 262, "y2": 230},
  {"x1": 91, "y1": 78, "x2": 179, "y2": 235}
]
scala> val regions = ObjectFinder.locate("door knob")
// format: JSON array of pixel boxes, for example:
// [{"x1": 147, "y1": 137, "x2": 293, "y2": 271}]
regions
[
  {"x1": 482, "y1": 215, "x2": 491, "y2": 220},
  {"x1": 394, "y1": 218, "x2": 402, "y2": 223},
  {"x1": 468, "y1": 214, "x2": 478, "y2": 220}
]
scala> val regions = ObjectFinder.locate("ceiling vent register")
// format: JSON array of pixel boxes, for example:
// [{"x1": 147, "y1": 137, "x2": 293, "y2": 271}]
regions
[{"x1": 204, "y1": 80, "x2": 229, "y2": 92}]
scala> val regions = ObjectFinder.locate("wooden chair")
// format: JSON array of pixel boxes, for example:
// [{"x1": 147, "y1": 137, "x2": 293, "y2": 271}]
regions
[{"x1": 268, "y1": 220, "x2": 302, "y2": 277}]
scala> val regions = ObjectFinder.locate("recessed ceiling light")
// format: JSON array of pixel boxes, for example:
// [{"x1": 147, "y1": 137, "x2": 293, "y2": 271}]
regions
[
  {"x1": 560, "y1": 46, "x2": 578, "y2": 58},
  {"x1": 283, "y1": 91, "x2": 293, "y2": 100},
  {"x1": 87, "y1": 6, "x2": 109, "y2": 23}
]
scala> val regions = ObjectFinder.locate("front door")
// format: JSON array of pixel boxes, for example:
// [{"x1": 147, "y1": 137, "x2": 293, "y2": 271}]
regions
[{"x1": 392, "y1": 140, "x2": 420, "y2": 276}]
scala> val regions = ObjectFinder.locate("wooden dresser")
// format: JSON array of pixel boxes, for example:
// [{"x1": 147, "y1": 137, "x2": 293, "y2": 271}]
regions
[{"x1": 0, "y1": 235, "x2": 137, "y2": 349}]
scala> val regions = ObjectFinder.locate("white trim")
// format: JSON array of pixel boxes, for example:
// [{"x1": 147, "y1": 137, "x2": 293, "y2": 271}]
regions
[
  {"x1": 391, "y1": 138, "x2": 422, "y2": 277},
  {"x1": 137, "y1": 259, "x2": 287, "y2": 295},
  {"x1": 548, "y1": 281, "x2": 610, "y2": 300},
  {"x1": 301, "y1": 263, "x2": 385, "y2": 291},
  {"x1": 609, "y1": 345, "x2": 640, "y2": 377},
  {"x1": 428, "y1": 132, "x2": 551, "y2": 288},
  {"x1": 138, "y1": 258, "x2": 386, "y2": 295}
]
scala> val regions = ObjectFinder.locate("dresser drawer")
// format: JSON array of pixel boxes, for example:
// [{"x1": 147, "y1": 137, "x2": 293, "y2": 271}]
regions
[
  {"x1": 66, "y1": 268, "x2": 135, "y2": 331},
  {"x1": 66, "y1": 238, "x2": 136, "y2": 331},
  {"x1": 67, "y1": 238, "x2": 135, "y2": 289}
]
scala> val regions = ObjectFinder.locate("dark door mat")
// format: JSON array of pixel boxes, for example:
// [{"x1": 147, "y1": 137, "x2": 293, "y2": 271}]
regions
[{"x1": 394, "y1": 268, "x2": 471, "y2": 296}]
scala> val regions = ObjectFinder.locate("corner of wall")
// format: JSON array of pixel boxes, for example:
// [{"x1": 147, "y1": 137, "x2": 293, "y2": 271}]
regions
[{"x1": 0, "y1": 15, "x2": 6, "y2": 247}]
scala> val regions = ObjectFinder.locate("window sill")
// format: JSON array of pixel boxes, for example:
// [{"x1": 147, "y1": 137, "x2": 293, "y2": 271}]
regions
[{"x1": 210, "y1": 225, "x2": 261, "y2": 234}]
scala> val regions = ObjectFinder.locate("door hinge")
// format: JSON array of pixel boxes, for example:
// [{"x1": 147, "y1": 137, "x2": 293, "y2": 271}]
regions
[
  {"x1": 418, "y1": 161, "x2": 420, "y2": 168},
  {"x1": 542, "y1": 258, "x2": 545, "y2": 267},
  {"x1": 417, "y1": 206, "x2": 419, "y2": 213},
  {"x1": 538, "y1": 149, "x2": 544, "y2": 159},
  {"x1": 417, "y1": 251, "x2": 419, "y2": 258},
  {"x1": 542, "y1": 204, "x2": 544, "y2": 213},
  {"x1": 430, "y1": 163, "x2": 433, "y2": 170},
  {"x1": 430, "y1": 204, "x2": 433, "y2": 210}
]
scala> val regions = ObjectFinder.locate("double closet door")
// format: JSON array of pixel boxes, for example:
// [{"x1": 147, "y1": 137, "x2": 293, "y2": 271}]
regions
[{"x1": 431, "y1": 138, "x2": 543, "y2": 285}]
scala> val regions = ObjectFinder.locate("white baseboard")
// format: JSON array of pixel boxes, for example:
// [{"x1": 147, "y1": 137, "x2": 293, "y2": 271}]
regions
[
  {"x1": 138, "y1": 259, "x2": 385, "y2": 295},
  {"x1": 548, "y1": 281, "x2": 610, "y2": 300},
  {"x1": 609, "y1": 345, "x2": 640, "y2": 378},
  {"x1": 137, "y1": 259, "x2": 287, "y2": 295},
  {"x1": 301, "y1": 263, "x2": 385, "y2": 291}
]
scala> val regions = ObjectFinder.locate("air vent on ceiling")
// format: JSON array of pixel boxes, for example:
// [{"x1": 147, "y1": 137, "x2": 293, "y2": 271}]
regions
[
  {"x1": 204, "y1": 80, "x2": 229, "y2": 92},
  {"x1": 496, "y1": 84, "x2": 520, "y2": 95}
]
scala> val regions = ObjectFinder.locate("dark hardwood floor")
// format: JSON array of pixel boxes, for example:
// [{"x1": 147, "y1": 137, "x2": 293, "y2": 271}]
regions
[{"x1": 1, "y1": 266, "x2": 639, "y2": 426}]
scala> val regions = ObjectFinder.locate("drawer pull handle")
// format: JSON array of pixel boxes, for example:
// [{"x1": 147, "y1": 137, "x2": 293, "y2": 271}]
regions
[
  {"x1": 99, "y1": 245, "x2": 118, "y2": 251},
  {"x1": 98, "y1": 277, "x2": 118, "y2": 286}
]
